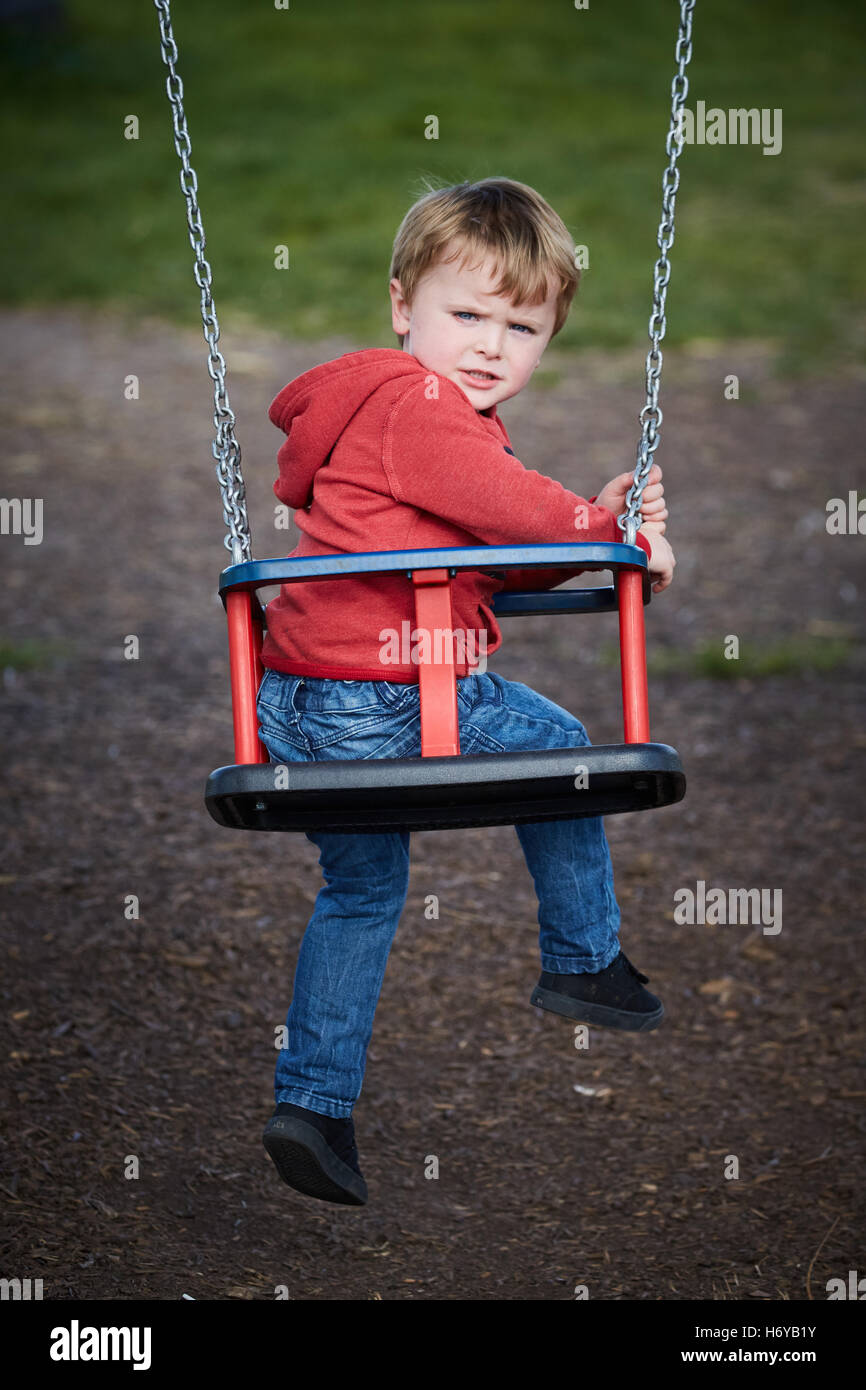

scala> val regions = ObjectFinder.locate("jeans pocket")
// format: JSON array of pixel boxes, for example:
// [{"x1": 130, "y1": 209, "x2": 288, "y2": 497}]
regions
[
  {"x1": 256, "y1": 668, "x2": 297, "y2": 716},
  {"x1": 256, "y1": 672, "x2": 308, "y2": 755},
  {"x1": 297, "y1": 681, "x2": 419, "y2": 759},
  {"x1": 294, "y1": 678, "x2": 400, "y2": 716},
  {"x1": 455, "y1": 675, "x2": 478, "y2": 715},
  {"x1": 377, "y1": 679, "x2": 419, "y2": 711}
]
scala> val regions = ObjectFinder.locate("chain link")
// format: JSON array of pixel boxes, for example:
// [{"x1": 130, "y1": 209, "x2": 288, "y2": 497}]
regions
[
  {"x1": 153, "y1": 0, "x2": 251, "y2": 564},
  {"x1": 618, "y1": 0, "x2": 696, "y2": 547}
]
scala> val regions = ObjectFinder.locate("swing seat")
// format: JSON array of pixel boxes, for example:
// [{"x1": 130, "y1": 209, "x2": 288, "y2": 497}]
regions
[
  {"x1": 203, "y1": 542, "x2": 686, "y2": 834},
  {"x1": 206, "y1": 742, "x2": 684, "y2": 833},
  {"x1": 156, "y1": 0, "x2": 694, "y2": 840}
]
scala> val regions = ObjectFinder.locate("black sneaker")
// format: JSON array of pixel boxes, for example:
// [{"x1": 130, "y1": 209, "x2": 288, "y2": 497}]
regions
[
  {"x1": 530, "y1": 949, "x2": 664, "y2": 1032},
  {"x1": 262, "y1": 1102, "x2": 368, "y2": 1205}
]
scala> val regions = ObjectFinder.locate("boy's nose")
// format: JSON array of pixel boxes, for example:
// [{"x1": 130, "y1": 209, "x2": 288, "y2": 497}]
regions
[{"x1": 475, "y1": 327, "x2": 506, "y2": 356}]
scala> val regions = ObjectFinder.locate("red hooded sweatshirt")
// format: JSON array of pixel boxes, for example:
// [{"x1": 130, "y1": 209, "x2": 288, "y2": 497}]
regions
[{"x1": 260, "y1": 348, "x2": 652, "y2": 682}]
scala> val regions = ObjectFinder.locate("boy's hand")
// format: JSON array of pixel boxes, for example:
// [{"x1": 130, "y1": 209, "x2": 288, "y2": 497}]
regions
[
  {"x1": 638, "y1": 523, "x2": 676, "y2": 593},
  {"x1": 595, "y1": 465, "x2": 668, "y2": 534}
]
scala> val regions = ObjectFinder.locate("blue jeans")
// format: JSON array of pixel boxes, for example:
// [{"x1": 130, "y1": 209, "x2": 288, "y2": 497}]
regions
[{"x1": 256, "y1": 669, "x2": 623, "y2": 1119}]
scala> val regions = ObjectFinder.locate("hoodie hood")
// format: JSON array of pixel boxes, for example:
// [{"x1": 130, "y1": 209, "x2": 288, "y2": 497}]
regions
[{"x1": 267, "y1": 348, "x2": 498, "y2": 510}]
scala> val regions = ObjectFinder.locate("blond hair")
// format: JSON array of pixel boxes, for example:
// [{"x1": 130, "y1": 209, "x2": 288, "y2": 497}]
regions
[{"x1": 389, "y1": 176, "x2": 580, "y2": 348}]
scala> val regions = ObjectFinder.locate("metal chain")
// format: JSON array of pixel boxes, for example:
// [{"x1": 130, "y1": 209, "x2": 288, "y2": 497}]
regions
[
  {"x1": 618, "y1": 0, "x2": 696, "y2": 548},
  {"x1": 153, "y1": 0, "x2": 251, "y2": 564}
]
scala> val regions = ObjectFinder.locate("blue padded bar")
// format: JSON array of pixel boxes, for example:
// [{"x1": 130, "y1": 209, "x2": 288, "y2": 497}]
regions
[{"x1": 218, "y1": 541, "x2": 651, "y2": 618}]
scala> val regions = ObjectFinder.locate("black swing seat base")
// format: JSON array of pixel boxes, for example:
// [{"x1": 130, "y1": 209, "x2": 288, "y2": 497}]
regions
[{"x1": 205, "y1": 743, "x2": 685, "y2": 834}]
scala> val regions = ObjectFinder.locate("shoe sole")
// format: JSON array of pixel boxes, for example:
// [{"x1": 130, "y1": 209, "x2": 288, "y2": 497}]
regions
[
  {"x1": 263, "y1": 1116, "x2": 368, "y2": 1206},
  {"x1": 530, "y1": 985, "x2": 664, "y2": 1032}
]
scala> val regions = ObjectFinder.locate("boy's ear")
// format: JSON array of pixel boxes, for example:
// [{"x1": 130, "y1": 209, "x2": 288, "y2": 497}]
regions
[{"x1": 390, "y1": 277, "x2": 411, "y2": 335}]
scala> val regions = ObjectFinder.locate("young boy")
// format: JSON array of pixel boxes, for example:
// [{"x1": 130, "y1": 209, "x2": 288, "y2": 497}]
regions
[{"x1": 257, "y1": 177, "x2": 675, "y2": 1206}]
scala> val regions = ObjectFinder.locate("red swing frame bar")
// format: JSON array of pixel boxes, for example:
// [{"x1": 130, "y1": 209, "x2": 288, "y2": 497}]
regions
[{"x1": 224, "y1": 560, "x2": 649, "y2": 765}]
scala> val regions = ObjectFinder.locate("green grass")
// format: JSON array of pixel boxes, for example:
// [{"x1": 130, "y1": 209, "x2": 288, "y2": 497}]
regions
[
  {"x1": 0, "y1": 637, "x2": 76, "y2": 671},
  {"x1": 599, "y1": 633, "x2": 859, "y2": 678},
  {"x1": 1, "y1": 0, "x2": 864, "y2": 373}
]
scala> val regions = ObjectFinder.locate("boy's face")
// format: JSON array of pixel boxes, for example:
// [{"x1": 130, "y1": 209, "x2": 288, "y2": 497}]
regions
[{"x1": 389, "y1": 244, "x2": 559, "y2": 412}]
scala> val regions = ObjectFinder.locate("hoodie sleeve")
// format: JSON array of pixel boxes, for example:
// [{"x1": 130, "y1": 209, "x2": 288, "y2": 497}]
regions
[
  {"x1": 382, "y1": 377, "x2": 651, "y2": 589},
  {"x1": 497, "y1": 497, "x2": 601, "y2": 591}
]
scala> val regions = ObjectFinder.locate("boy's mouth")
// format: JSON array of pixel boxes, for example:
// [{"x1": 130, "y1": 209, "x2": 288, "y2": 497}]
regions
[{"x1": 460, "y1": 368, "x2": 500, "y2": 387}]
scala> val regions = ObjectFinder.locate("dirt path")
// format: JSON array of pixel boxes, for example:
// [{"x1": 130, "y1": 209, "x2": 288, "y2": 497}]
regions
[{"x1": 1, "y1": 306, "x2": 864, "y2": 1300}]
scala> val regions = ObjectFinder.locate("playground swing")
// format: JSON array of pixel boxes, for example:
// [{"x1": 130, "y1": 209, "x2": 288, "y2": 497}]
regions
[{"x1": 153, "y1": 0, "x2": 691, "y2": 835}]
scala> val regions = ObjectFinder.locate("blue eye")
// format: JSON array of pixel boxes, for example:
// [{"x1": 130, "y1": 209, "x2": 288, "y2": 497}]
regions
[{"x1": 453, "y1": 311, "x2": 535, "y2": 333}]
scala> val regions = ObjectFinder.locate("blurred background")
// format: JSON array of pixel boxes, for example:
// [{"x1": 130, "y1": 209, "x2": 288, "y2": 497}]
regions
[{"x1": 1, "y1": 0, "x2": 864, "y2": 371}]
